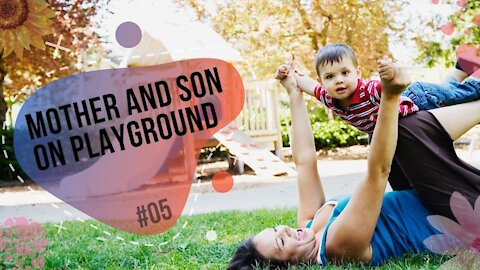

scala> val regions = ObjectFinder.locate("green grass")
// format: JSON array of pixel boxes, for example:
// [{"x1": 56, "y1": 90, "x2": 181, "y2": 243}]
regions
[{"x1": 42, "y1": 208, "x2": 449, "y2": 269}]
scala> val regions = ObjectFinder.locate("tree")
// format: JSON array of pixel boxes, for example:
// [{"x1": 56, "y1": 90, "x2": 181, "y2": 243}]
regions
[
  {"x1": 0, "y1": 0, "x2": 111, "y2": 132},
  {"x1": 173, "y1": 0, "x2": 408, "y2": 80},
  {"x1": 414, "y1": 0, "x2": 480, "y2": 67}
]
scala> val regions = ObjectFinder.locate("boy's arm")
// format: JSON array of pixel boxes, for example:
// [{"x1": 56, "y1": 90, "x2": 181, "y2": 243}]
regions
[
  {"x1": 275, "y1": 64, "x2": 320, "y2": 98},
  {"x1": 294, "y1": 73, "x2": 318, "y2": 97}
]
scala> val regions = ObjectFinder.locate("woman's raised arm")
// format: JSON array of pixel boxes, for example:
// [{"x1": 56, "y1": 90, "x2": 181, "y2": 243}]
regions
[
  {"x1": 324, "y1": 60, "x2": 411, "y2": 263},
  {"x1": 280, "y1": 62, "x2": 326, "y2": 227}
]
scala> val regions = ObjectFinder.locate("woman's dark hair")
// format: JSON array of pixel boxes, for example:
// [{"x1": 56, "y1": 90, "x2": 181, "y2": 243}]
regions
[
  {"x1": 227, "y1": 237, "x2": 288, "y2": 270},
  {"x1": 314, "y1": 43, "x2": 358, "y2": 77}
]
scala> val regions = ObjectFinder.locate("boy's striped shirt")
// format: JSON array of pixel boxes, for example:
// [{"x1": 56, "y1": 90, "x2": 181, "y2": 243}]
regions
[{"x1": 314, "y1": 79, "x2": 419, "y2": 134}]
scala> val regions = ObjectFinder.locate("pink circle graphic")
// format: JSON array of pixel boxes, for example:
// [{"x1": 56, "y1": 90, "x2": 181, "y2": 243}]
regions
[{"x1": 115, "y1": 21, "x2": 142, "y2": 48}]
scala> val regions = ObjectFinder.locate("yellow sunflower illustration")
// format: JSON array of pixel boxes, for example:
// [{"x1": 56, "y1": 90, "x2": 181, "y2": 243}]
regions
[{"x1": 0, "y1": 0, "x2": 56, "y2": 59}]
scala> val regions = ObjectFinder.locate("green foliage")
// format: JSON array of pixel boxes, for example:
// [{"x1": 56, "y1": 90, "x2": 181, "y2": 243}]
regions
[
  {"x1": 42, "y1": 209, "x2": 447, "y2": 269},
  {"x1": 311, "y1": 120, "x2": 367, "y2": 149},
  {"x1": 281, "y1": 106, "x2": 367, "y2": 149},
  {"x1": 199, "y1": 146, "x2": 229, "y2": 161},
  {"x1": 0, "y1": 127, "x2": 29, "y2": 182}
]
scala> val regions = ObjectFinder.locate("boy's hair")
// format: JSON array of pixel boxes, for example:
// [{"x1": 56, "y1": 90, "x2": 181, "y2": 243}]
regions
[{"x1": 315, "y1": 43, "x2": 358, "y2": 77}]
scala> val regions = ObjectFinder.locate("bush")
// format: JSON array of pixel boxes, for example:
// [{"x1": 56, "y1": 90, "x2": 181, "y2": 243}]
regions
[
  {"x1": 0, "y1": 127, "x2": 29, "y2": 182},
  {"x1": 311, "y1": 120, "x2": 367, "y2": 149},
  {"x1": 199, "y1": 146, "x2": 229, "y2": 162},
  {"x1": 281, "y1": 106, "x2": 368, "y2": 150}
]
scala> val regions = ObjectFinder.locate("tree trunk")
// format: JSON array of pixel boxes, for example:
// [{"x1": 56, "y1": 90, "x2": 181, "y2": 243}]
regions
[{"x1": 0, "y1": 53, "x2": 7, "y2": 132}]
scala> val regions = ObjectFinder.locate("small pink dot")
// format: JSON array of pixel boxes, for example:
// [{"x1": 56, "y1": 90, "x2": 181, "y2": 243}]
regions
[
  {"x1": 440, "y1": 22, "x2": 455, "y2": 36},
  {"x1": 474, "y1": 14, "x2": 480, "y2": 26}
]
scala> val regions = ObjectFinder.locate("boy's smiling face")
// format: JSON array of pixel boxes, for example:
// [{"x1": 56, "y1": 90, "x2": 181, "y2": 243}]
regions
[{"x1": 317, "y1": 56, "x2": 360, "y2": 107}]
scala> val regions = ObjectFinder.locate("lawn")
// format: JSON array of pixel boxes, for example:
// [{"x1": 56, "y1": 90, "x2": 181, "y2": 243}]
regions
[{"x1": 41, "y1": 209, "x2": 448, "y2": 269}]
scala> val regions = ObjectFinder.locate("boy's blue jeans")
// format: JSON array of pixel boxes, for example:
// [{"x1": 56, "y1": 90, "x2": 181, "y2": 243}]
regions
[{"x1": 401, "y1": 78, "x2": 480, "y2": 110}]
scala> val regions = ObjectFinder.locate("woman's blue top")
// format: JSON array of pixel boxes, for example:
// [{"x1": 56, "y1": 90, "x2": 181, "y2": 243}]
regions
[{"x1": 306, "y1": 190, "x2": 438, "y2": 266}]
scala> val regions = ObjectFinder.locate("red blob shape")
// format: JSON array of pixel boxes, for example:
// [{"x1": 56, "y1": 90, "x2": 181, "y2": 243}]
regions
[
  {"x1": 432, "y1": 0, "x2": 439, "y2": 4},
  {"x1": 212, "y1": 171, "x2": 234, "y2": 193},
  {"x1": 14, "y1": 58, "x2": 245, "y2": 235}
]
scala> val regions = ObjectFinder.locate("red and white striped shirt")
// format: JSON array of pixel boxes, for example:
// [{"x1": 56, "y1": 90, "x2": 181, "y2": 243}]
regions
[{"x1": 314, "y1": 79, "x2": 418, "y2": 134}]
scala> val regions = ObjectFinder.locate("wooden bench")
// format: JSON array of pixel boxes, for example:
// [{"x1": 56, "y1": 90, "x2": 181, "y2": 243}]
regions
[
  {"x1": 203, "y1": 80, "x2": 284, "y2": 173},
  {"x1": 204, "y1": 79, "x2": 283, "y2": 155}
]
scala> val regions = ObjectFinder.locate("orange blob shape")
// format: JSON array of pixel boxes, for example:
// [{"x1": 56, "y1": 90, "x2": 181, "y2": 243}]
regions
[{"x1": 212, "y1": 171, "x2": 234, "y2": 193}]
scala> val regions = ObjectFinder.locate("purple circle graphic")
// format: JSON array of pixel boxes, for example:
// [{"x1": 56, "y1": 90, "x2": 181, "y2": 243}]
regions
[{"x1": 116, "y1": 21, "x2": 142, "y2": 48}]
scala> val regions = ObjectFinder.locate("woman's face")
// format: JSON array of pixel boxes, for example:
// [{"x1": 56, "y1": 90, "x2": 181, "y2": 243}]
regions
[{"x1": 253, "y1": 225, "x2": 319, "y2": 264}]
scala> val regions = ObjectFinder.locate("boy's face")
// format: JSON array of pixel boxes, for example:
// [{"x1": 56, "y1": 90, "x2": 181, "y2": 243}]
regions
[{"x1": 317, "y1": 56, "x2": 360, "y2": 104}]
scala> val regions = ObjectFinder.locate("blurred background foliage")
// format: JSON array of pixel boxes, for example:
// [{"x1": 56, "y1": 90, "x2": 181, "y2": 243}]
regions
[{"x1": 414, "y1": 0, "x2": 480, "y2": 67}]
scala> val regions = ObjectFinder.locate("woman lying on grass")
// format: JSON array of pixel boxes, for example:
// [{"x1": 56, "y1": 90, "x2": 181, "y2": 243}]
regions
[{"x1": 227, "y1": 61, "x2": 480, "y2": 269}]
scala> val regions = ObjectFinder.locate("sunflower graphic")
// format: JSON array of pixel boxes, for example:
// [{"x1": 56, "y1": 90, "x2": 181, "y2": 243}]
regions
[{"x1": 0, "y1": 0, "x2": 56, "y2": 59}]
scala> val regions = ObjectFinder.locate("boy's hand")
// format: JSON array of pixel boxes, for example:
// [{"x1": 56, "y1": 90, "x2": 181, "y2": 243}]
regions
[
  {"x1": 275, "y1": 64, "x2": 290, "y2": 80},
  {"x1": 378, "y1": 56, "x2": 411, "y2": 96}
]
